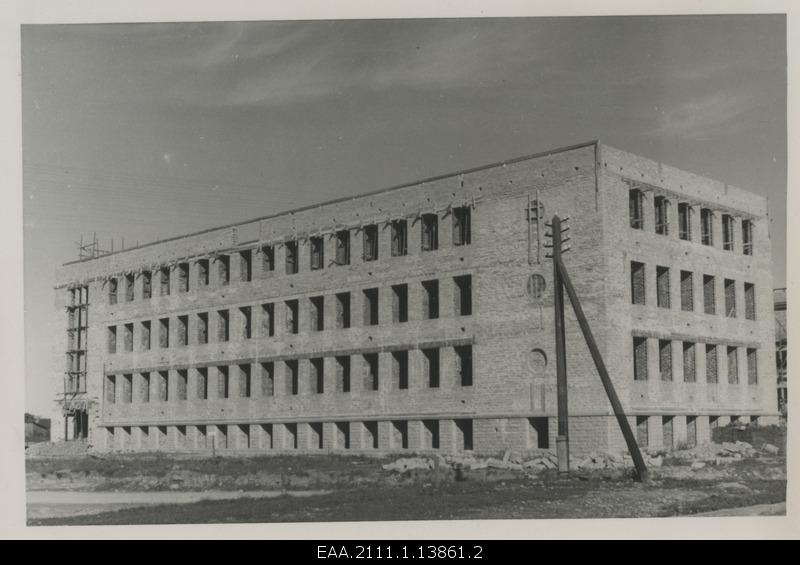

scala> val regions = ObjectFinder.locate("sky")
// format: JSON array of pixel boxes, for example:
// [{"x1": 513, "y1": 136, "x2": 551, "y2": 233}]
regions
[{"x1": 21, "y1": 16, "x2": 787, "y2": 416}]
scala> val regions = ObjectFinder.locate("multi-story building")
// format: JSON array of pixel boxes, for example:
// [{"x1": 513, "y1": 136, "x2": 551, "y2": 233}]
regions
[
  {"x1": 774, "y1": 288, "x2": 787, "y2": 417},
  {"x1": 51, "y1": 141, "x2": 780, "y2": 455}
]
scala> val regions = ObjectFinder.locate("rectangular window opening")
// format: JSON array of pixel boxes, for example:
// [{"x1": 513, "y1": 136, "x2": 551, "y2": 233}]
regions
[
  {"x1": 456, "y1": 345, "x2": 473, "y2": 387},
  {"x1": 701, "y1": 208, "x2": 714, "y2": 246},
  {"x1": 311, "y1": 358, "x2": 324, "y2": 394},
  {"x1": 218, "y1": 255, "x2": 230, "y2": 286},
  {"x1": 391, "y1": 219, "x2": 408, "y2": 257},
  {"x1": 454, "y1": 274, "x2": 473, "y2": 316},
  {"x1": 261, "y1": 362, "x2": 274, "y2": 397},
  {"x1": 285, "y1": 240, "x2": 298, "y2": 275},
  {"x1": 724, "y1": 279, "x2": 736, "y2": 318},
  {"x1": 421, "y1": 213, "x2": 439, "y2": 251},
  {"x1": 654, "y1": 196, "x2": 669, "y2": 235},
  {"x1": 703, "y1": 275, "x2": 716, "y2": 315},
  {"x1": 158, "y1": 318, "x2": 169, "y2": 349},
  {"x1": 310, "y1": 237, "x2": 324, "y2": 270},
  {"x1": 453, "y1": 206, "x2": 471, "y2": 246},
  {"x1": 392, "y1": 350, "x2": 409, "y2": 390},
  {"x1": 364, "y1": 353, "x2": 379, "y2": 392},
  {"x1": 261, "y1": 245, "x2": 275, "y2": 273},
  {"x1": 177, "y1": 316, "x2": 188, "y2": 347},
  {"x1": 631, "y1": 262, "x2": 646, "y2": 305},
  {"x1": 177, "y1": 370, "x2": 187, "y2": 401},
  {"x1": 123, "y1": 323, "x2": 133, "y2": 352},
  {"x1": 745, "y1": 282, "x2": 756, "y2": 321},
  {"x1": 747, "y1": 348, "x2": 758, "y2": 385},
  {"x1": 285, "y1": 300, "x2": 299, "y2": 334},
  {"x1": 363, "y1": 288, "x2": 379, "y2": 326},
  {"x1": 362, "y1": 225, "x2": 378, "y2": 262},
  {"x1": 310, "y1": 296, "x2": 324, "y2": 331},
  {"x1": 656, "y1": 266, "x2": 670, "y2": 309},
  {"x1": 108, "y1": 278, "x2": 118, "y2": 305},
  {"x1": 629, "y1": 188, "x2": 644, "y2": 229},
  {"x1": 728, "y1": 346, "x2": 739, "y2": 384},
  {"x1": 422, "y1": 279, "x2": 439, "y2": 319},
  {"x1": 197, "y1": 367, "x2": 208, "y2": 400},
  {"x1": 392, "y1": 284, "x2": 408, "y2": 323},
  {"x1": 197, "y1": 313, "x2": 208, "y2": 344},
  {"x1": 680, "y1": 270, "x2": 694, "y2": 312},
  {"x1": 240, "y1": 250, "x2": 252, "y2": 282},
  {"x1": 336, "y1": 356, "x2": 351, "y2": 393},
  {"x1": 706, "y1": 344, "x2": 718, "y2": 384},
  {"x1": 678, "y1": 202, "x2": 692, "y2": 241},
  {"x1": 160, "y1": 267, "x2": 170, "y2": 296},
  {"x1": 240, "y1": 306, "x2": 252, "y2": 339},
  {"x1": 198, "y1": 259, "x2": 209, "y2": 287},
  {"x1": 335, "y1": 230, "x2": 350, "y2": 265},
  {"x1": 178, "y1": 262, "x2": 189, "y2": 292},
  {"x1": 239, "y1": 364, "x2": 251, "y2": 398},
  {"x1": 633, "y1": 337, "x2": 648, "y2": 381},
  {"x1": 142, "y1": 271, "x2": 152, "y2": 299},
  {"x1": 456, "y1": 419, "x2": 474, "y2": 451},
  {"x1": 683, "y1": 342, "x2": 696, "y2": 383},
  {"x1": 286, "y1": 360, "x2": 299, "y2": 396},
  {"x1": 424, "y1": 348, "x2": 440, "y2": 388},
  {"x1": 423, "y1": 419, "x2": 440, "y2": 449},
  {"x1": 217, "y1": 366, "x2": 229, "y2": 399},
  {"x1": 218, "y1": 310, "x2": 229, "y2": 342},
  {"x1": 261, "y1": 303, "x2": 275, "y2": 337},
  {"x1": 335, "y1": 292, "x2": 351, "y2": 329},
  {"x1": 722, "y1": 214, "x2": 735, "y2": 251},
  {"x1": 125, "y1": 274, "x2": 135, "y2": 302},
  {"x1": 659, "y1": 339, "x2": 672, "y2": 381},
  {"x1": 742, "y1": 220, "x2": 754, "y2": 256}
]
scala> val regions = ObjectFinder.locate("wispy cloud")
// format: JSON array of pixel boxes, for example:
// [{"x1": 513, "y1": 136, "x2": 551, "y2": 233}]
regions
[
  {"x1": 161, "y1": 21, "x2": 549, "y2": 109},
  {"x1": 647, "y1": 90, "x2": 758, "y2": 140}
]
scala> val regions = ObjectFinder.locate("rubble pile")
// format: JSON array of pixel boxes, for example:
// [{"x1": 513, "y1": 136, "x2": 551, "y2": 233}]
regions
[
  {"x1": 380, "y1": 440, "x2": 777, "y2": 474},
  {"x1": 381, "y1": 450, "x2": 559, "y2": 473},
  {"x1": 670, "y1": 441, "x2": 759, "y2": 465}
]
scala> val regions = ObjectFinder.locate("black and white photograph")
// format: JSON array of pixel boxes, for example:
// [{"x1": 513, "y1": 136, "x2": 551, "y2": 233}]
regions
[{"x1": 3, "y1": 1, "x2": 797, "y2": 540}]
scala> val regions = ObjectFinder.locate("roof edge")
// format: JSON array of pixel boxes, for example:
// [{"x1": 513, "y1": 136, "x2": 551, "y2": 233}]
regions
[{"x1": 62, "y1": 139, "x2": 599, "y2": 267}]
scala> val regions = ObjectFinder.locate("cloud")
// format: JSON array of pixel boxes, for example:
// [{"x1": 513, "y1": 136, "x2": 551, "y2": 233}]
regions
[
  {"x1": 161, "y1": 21, "x2": 549, "y2": 109},
  {"x1": 647, "y1": 90, "x2": 758, "y2": 140}
]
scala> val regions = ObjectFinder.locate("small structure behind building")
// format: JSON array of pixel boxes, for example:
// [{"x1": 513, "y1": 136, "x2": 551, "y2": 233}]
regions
[
  {"x1": 774, "y1": 288, "x2": 787, "y2": 419},
  {"x1": 25, "y1": 413, "x2": 51, "y2": 445}
]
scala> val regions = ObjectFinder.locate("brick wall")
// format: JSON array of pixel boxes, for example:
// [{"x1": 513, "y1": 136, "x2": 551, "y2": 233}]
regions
[{"x1": 51, "y1": 141, "x2": 779, "y2": 456}]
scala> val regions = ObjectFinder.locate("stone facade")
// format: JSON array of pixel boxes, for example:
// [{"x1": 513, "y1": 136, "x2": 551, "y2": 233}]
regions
[{"x1": 51, "y1": 141, "x2": 780, "y2": 455}]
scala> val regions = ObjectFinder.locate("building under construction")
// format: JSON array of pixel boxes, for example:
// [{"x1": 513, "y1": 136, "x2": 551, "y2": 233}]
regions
[{"x1": 52, "y1": 141, "x2": 780, "y2": 454}]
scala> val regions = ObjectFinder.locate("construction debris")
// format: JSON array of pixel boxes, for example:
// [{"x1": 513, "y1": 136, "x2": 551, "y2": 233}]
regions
[
  {"x1": 378, "y1": 440, "x2": 769, "y2": 475},
  {"x1": 762, "y1": 443, "x2": 780, "y2": 455}
]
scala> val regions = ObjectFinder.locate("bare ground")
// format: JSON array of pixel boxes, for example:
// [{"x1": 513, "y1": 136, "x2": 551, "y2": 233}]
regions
[{"x1": 25, "y1": 449, "x2": 786, "y2": 526}]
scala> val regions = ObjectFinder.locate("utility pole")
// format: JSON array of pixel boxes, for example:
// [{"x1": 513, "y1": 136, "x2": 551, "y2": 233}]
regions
[
  {"x1": 551, "y1": 215, "x2": 570, "y2": 474},
  {"x1": 546, "y1": 213, "x2": 648, "y2": 482}
]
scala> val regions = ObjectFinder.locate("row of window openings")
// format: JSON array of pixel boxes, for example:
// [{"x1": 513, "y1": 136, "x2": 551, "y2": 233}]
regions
[
  {"x1": 106, "y1": 418, "x2": 484, "y2": 451},
  {"x1": 105, "y1": 346, "x2": 474, "y2": 404},
  {"x1": 107, "y1": 276, "x2": 472, "y2": 353},
  {"x1": 629, "y1": 189, "x2": 754, "y2": 255},
  {"x1": 107, "y1": 210, "x2": 471, "y2": 305},
  {"x1": 630, "y1": 262, "x2": 756, "y2": 320},
  {"x1": 635, "y1": 415, "x2": 759, "y2": 449},
  {"x1": 632, "y1": 337, "x2": 759, "y2": 385}
]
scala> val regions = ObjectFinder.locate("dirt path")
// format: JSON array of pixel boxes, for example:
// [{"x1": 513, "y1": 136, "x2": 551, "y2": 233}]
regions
[
  {"x1": 26, "y1": 489, "x2": 330, "y2": 521},
  {"x1": 693, "y1": 502, "x2": 786, "y2": 517}
]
